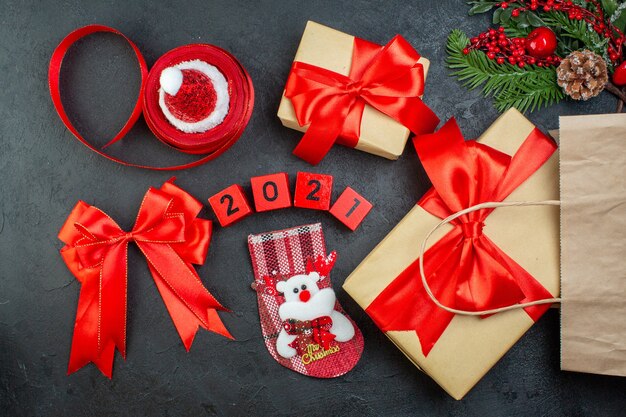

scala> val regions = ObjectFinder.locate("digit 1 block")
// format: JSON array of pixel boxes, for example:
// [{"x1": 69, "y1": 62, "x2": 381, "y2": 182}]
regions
[
  {"x1": 330, "y1": 187, "x2": 373, "y2": 231},
  {"x1": 208, "y1": 184, "x2": 253, "y2": 227},
  {"x1": 250, "y1": 172, "x2": 292, "y2": 212},
  {"x1": 294, "y1": 172, "x2": 333, "y2": 211}
]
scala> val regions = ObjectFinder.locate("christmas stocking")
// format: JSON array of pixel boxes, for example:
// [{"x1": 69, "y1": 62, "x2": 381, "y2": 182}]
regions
[{"x1": 248, "y1": 223, "x2": 363, "y2": 378}]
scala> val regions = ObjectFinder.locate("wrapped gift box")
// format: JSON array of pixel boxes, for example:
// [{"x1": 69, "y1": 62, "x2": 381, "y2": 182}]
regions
[
  {"x1": 343, "y1": 108, "x2": 560, "y2": 399},
  {"x1": 277, "y1": 21, "x2": 432, "y2": 160}
]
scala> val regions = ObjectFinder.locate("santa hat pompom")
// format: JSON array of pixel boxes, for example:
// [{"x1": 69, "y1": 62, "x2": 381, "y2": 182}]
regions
[{"x1": 160, "y1": 67, "x2": 183, "y2": 96}]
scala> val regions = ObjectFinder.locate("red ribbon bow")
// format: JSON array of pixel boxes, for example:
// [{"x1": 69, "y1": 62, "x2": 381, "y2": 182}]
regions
[
  {"x1": 284, "y1": 35, "x2": 440, "y2": 165},
  {"x1": 366, "y1": 119, "x2": 557, "y2": 356},
  {"x1": 59, "y1": 179, "x2": 232, "y2": 377},
  {"x1": 285, "y1": 316, "x2": 336, "y2": 354}
]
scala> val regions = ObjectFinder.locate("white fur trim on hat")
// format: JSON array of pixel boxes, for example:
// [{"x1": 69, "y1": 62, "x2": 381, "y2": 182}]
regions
[{"x1": 158, "y1": 60, "x2": 230, "y2": 133}]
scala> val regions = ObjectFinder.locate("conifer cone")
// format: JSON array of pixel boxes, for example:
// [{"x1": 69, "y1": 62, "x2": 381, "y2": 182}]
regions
[{"x1": 556, "y1": 50, "x2": 608, "y2": 100}]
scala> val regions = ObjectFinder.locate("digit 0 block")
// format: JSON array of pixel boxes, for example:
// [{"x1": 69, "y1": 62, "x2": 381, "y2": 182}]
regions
[
  {"x1": 208, "y1": 184, "x2": 253, "y2": 227},
  {"x1": 250, "y1": 172, "x2": 292, "y2": 212},
  {"x1": 294, "y1": 172, "x2": 333, "y2": 211},
  {"x1": 330, "y1": 187, "x2": 373, "y2": 231}
]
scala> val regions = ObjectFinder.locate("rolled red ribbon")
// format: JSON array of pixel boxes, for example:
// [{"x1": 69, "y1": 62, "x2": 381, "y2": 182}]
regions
[
  {"x1": 366, "y1": 119, "x2": 557, "y2": 357},
  {"x1": 59, "y1": 179, "x2": 232, "y2": 377},
  {"x1": 49, "y1": 25, "x2": 254, "y2": 170}
]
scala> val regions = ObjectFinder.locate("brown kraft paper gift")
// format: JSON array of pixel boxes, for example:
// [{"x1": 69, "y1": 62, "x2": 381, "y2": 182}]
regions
[
  {"x1": 344, "y1": 108, "x2": 560, "y2": 399},
  {"x1": 277, "y1": 21, "x2": 431, "y2": 160}
]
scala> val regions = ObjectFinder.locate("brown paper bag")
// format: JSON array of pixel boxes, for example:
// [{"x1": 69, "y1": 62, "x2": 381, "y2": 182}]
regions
[{"x1": 560, "y1": 113, "x2": 626, "y2": 377}]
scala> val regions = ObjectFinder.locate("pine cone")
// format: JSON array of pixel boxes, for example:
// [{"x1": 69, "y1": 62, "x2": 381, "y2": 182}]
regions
[{"x1": 557, "y1": 50, "x2": 608, "y2": 100}]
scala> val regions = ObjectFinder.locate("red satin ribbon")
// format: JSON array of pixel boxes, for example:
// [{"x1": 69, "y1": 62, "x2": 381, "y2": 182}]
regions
[
  {"x1": 366, "y1": 119, "x2": 557, "y2": 357},
  {"x1": 59, "y1": 179, "x2": 232, "y2": 377},
  {"x1": 49, "y1": 25, "x2": 254, "y2": 170},
  {"x1": 285, "y1": 35, "x2": 440, "y2": 165}
]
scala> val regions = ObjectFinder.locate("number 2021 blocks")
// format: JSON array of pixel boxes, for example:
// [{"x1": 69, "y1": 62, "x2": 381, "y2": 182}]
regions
[
  {"x1": 329, "y1": 187, "x2": 373, "y2": 231},
  {"x1": 208, "y1": 184, "x2": 253, "y2": 227},
  {"x1": 208, "y1": 173, "x2": 372, "y2": 230},
  {"x1": 294, "y1": 172, "x2": 333, "y2": 211}
]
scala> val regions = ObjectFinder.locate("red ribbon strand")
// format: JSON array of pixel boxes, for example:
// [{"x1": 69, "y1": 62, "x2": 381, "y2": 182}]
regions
[
  {"x1": 366, "y1": 119, "x2": 557, "y2": 357},
  {"x1": 285, "y1": 35, "x2": 439, "y2": 165},
  {"x1": 59, "y1": 179, "x2": 232, "y2": 377},
  {"x1": 49, "y1": 25, "x2": 254, "y2": 170}
]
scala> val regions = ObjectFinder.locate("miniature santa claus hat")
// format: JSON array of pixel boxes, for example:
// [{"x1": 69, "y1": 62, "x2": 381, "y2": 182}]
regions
[{"x1": 158, "y1": 60, "x2": 230, "y2": 133}]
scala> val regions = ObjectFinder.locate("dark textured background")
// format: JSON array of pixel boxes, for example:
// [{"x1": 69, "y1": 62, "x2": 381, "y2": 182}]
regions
[{"x1": 1, "y1": 0, "x2": 625, "y2": 416}]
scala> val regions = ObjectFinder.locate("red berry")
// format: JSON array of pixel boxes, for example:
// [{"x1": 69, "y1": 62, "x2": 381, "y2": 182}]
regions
[
  {"x1": 497, "y1": 57, "x2": 505, "y2": 64},
  {"x1": 501, "y1": 2, "x2": 508, "y2": 8},
  {"x1": 528, "y1": 57, "x2": 536, "y2": 65},
  {"x1": 518, "y1": 62, "x2": 526, "y2": 68},
  {"x1": 525, "y1": 27, "x2": 558, "y2": 58},
  {"x1": 487, "y1": 52, "x2": 496, "y2": 59},
  {"x1": 463, "y1": 48, "x2": 470, "y2": 55},
  {"x1": 498, "y1": 27, "x2": 505, "y2": 33},
  {"x1": 508, "y1": 56, "x2": 517, "y2": 64},
  {"x1": 512, "y1": 9, "x2": 520, "y2": 17},
  {"x1": 612, "y1": 61, "x2": 626, "y2": 86},
  {"x1": 471, "y1": 37, "x2": 479, "y2": 44}
]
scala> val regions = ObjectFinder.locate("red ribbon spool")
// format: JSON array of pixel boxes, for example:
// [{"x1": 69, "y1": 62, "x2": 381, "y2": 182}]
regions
[{"x1": 49, "y1": 25, "x2": 254, "y2": 170}]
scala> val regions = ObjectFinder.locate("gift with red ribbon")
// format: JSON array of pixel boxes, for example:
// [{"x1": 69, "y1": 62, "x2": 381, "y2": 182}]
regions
[
  {"x1": 59, "y1": 179, "x2": 232, "y2": 377},
  {"x1": 343, "y1": 109, "x2": 560, "y2": 400},
  {"x1": 278, "y1": 21, "x2": 439, "y2": 165}
]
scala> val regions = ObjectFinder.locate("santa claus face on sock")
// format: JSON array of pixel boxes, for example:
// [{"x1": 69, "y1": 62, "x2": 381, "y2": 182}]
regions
[
  {"x1": 158, "y1": 59, "x2": 230, "y2": 133},
  {"x1": 276, "y1": 272, "x2": 335, "y2": 321}
]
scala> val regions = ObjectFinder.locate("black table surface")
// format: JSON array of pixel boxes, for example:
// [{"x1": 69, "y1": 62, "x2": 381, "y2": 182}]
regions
[{"x1": 1, "y1": 0, "x2": 625, "y2": 416}]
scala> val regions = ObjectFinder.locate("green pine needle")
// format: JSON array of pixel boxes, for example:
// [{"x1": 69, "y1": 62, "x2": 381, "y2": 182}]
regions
[{"x1": 446, "y1": 29, "x2": 565, "y2": 113}]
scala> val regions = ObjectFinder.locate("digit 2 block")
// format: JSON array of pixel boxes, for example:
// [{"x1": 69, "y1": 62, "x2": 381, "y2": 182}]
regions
[
  {"x1": 208, "y1": 184, "x2": 253, "y2": 227},
  {"x1": 250, "y1": 172, "x2": 292, "y2": 212},
  {"x1": 330, "y1": 187, "x2": 373, "y2": 231},
  {"x1": 294, "y1": 172, "x2": 333, "y2": 211}
]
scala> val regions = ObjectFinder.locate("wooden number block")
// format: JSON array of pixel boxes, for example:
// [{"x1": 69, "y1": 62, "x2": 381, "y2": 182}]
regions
[
  {"x1": 330, "y1": 187, "x2": 373, "y2": 231},
  {"x1": 294, "y1": 172, "x2": 333, "y2": 211},
  {"x1": 250, "y1": 172, "x2": 292, "y2": 212},
  {"x1": 208, "y1": 184, "x2": 253, "y2": 227}
]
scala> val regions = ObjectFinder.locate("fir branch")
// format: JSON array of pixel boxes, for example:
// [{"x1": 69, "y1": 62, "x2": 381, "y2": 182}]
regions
[
  {"x1": 446, "y1": 29, "x2": 566, "y2": 112},
  {"x1": 467, "y1": 0, "x2": 500, "y2": 15}
]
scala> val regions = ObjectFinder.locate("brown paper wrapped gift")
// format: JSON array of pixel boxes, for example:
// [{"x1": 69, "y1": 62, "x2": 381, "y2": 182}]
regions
[
  {"x1": 277, "y1": 21, "x2": 434, "y2": 161},
  {"x1": 343, "y1": 108, "x2": 560, "y2": 400}
]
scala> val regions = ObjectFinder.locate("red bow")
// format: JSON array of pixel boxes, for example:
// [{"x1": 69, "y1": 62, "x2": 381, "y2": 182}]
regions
[
  {"x1": 285, "y1": 316, "x2": 336, "y2": 354},
  {"x1": 366, "y1": 119, "x2": 557, "y2": 356},
  {"x1": 59, "y1": 179, "x2": 232, "y2": 377},
  {"x1": 284, "y1": 35, "x2": 439, "y2": 165}
]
